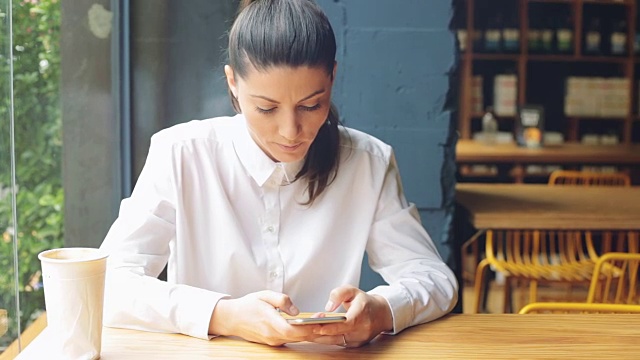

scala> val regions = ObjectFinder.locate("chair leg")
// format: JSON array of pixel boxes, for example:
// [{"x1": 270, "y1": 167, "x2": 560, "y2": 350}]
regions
[
  {"x1": 473, "y1": 259, "x2": 491, "y2": 314},
  {"x1": 503, "y1": 276, "x2": 512, "y2": 313},
  {"x1": 529, "y1": 280, "x2": 538, "y2": 304},
  {"x1": 462, "y1": 241, "x2": 480, "y2": 283},
  {"x1": 471, "y1": 240, "x2": 479, "y2": 274}
]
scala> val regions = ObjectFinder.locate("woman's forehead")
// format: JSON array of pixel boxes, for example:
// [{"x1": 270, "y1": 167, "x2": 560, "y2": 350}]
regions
[
  {"x1": 236, "y1": 65, "x2": 333, "y2": 103},
  {"x1": 237, "y1": 65, "x2": 332, "y2": 88}
]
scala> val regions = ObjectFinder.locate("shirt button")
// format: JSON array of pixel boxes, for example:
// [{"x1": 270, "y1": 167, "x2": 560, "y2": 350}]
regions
[
  {"x1": 266, "y1": 226, "x2": 275, "y2": 233},
  {"x1": 269, "y1": 271, "x2": 279, "y2": 279}
]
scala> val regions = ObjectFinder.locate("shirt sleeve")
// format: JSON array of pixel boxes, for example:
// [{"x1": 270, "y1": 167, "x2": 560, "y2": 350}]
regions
[
  {"x1": 99, "y1": 133, "x2": 227, "y2": 340},
  {"x1": 366, "y1": 151, "x2": 458, "y2": 334}
]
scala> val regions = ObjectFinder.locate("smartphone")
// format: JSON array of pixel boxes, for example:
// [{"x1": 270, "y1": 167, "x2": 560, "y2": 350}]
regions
[
  {"x1": 281, "y1": 312, "x2": 346, "y2": 325},
  {"x1": 286, "y1": 316, "x2": 346, "y2": 325}
]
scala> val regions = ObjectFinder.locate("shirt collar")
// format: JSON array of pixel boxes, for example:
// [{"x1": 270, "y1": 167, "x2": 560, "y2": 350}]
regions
[{"x1": 232, "y1": 114, "x2": 305, "y2": 187}]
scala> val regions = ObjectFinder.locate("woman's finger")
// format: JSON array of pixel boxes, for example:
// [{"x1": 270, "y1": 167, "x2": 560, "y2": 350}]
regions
[
  {"x1": 324, "y1": 285, "x2": 359, "y2": 312},
  {"x1": 255, "y1": 291, "x2": 300, "y2": 316}
]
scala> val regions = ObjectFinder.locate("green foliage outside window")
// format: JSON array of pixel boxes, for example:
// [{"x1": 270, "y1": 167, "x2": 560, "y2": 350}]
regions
[{"x1": 0, "y1": 0, "x2": 62, "y2": 347}]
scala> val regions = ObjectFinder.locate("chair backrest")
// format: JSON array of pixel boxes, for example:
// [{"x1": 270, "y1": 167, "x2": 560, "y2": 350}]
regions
[
  {"x1": 587, "y1": 251, "x2": 640, "y2": 305},
  {"x1": 520, "y1": 251, "x2": 640, "y2": 314},
  {"x1": 519, "y1": 302, "x2": 640, "y2": 314},
  {"x1": 485, "y1": 229, "x2": 599, "y2": 277},
  {"x1": 548, "y1": 170, "x2": 631, "y2": 187}
]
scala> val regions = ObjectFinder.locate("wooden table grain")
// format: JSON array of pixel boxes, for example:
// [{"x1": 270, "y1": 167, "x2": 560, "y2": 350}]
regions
[
  {"x1": 456, "y1": 183, "x2": 640, "y2": 230},
  {"x1": 15, "y1": 314, "x2": 640, "y2": 359}
]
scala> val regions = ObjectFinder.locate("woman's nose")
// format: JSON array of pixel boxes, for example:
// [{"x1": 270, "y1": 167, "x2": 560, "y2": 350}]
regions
[{"x1": 279, "y1": 112, "x2": 302, "y2": 141}]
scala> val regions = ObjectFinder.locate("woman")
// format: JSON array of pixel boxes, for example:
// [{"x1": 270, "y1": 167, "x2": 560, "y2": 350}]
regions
[{"x1": 100, "y1": 0, "x2": 457, "y2": 348}]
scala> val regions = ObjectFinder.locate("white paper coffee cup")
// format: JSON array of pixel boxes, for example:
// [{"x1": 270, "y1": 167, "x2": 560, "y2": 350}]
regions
[{"x1": 39, "y1": 248, "x2": 108, "y2": 360}]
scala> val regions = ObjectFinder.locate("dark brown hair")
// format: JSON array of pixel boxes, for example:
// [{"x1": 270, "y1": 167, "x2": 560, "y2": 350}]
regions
[{"x1": 228, "y1": 0, "x2": 341, "y2": 205}]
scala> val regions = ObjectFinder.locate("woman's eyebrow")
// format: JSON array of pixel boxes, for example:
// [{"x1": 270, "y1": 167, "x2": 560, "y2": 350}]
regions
[
  {"x1": 298, "y1": 89, "x2": 325, "y2": 102},
  {"x1": 249, "y1": 89, "x2": 325, "y2": 104}
]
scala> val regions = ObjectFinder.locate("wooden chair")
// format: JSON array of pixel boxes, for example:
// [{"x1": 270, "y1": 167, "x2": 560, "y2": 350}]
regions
[
  {"x1": 473, "y1": 230, "x2": 639, "y2": 314},
  {"x1": 519, "y1": 252, "x2": 640, "y2": 314},
  {"x1": 548, "y1": 170, "x2": 631, "y2": 187}
]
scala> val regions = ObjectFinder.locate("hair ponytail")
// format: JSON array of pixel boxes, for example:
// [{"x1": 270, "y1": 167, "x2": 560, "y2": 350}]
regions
[{"x1": 297, "y1": 103, "x2": 341, "y2": 205}]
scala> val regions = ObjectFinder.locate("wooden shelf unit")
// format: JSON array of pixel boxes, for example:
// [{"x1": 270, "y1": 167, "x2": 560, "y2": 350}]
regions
[
  {"x1": 457, "y1": 0, "x2": 639, "y2": 145},
  {"x1": 456, "y1": 139, "x2": 640, "y2": 183}
]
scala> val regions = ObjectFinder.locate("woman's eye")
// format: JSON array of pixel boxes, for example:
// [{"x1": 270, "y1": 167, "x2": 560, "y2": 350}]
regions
[
  {"x1": 299, "y1": 104, "x2": 321, "y2": 112},
  {"x1": 256, "y1": 106, "x2": 276, "y2": 114}
]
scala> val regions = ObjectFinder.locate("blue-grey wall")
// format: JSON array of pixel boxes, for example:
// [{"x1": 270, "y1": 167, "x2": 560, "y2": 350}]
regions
[{"x1": 315, "y1": 0, "x2": 458, "y2": 290}]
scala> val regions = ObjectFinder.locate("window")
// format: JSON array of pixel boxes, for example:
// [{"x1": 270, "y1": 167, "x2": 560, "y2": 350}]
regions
[{"x1": 0, "y1": 0, "x2": 62, "y2": 355}]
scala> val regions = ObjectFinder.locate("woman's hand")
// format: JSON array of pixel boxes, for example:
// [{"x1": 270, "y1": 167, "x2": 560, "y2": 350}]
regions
[
  {"x1": 208, "y1": 290, "x2": 321, "y2": 346},
  {"x1": 310, "y1": 285, "x2": 393, "y2": 348}
]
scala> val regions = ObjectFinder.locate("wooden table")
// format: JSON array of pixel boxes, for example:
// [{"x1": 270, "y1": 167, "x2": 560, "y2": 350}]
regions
[
  {"x1": 456, "y1": 140, "x2": 640, "y2": 183},
  {"x1": 15, "y1": 314, "x2": 640, "y2": 359},
  {"x1": 455, "y1": 183, "x2": 640, "y2": 307},
  {"x1": 456, "y1": 183, "x2": 640, "y2": 230}
]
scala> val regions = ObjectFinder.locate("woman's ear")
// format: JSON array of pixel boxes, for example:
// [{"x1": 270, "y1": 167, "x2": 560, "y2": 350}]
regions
[
  {"x1": 224, "y1": 65, "x2": 238, "y2": 98},
  {"x1": 331, "y1": 61, "x2": 337, "y2": 82}
]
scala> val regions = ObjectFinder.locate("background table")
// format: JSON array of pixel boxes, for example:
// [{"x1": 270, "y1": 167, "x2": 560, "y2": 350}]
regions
[
  {"x1": 16, "y1": 314, "x2": 640, "y2": 359},
  {"x1": 456, "y1": 183, "x2": 640, "y2": 230}
]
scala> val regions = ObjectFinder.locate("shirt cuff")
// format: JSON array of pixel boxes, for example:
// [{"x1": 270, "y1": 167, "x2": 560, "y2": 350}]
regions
[
  {"x1": 367, "y1": 285, "x2": 413, "y2": 335},
  {"x1": 174, "y1": 285, "x2": 229, "y2": 340}
]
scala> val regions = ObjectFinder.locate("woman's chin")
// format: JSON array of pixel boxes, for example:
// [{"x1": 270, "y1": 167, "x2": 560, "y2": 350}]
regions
[
  {"x1": 270, "y1": 145, "x2": 308, "y2": 163},
  {"x1": 273, "y1": 152, "x2": 306, "y2": 163}
]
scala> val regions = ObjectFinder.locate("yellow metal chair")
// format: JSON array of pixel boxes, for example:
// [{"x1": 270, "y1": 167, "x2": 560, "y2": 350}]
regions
[
  {"x1": 474, "y1": 229, "x2": 596, "y2": 313},
  {"x1": 588, "y1": 252, "x2": 640, "y2": 304},
  {"x1": 473, "y1": 230, "x2": 639, "y2": 314},
  {"x1": 546, "y1": 170, "x2": 632, "y2": 291},
  {"x1": 548, "y1": 170, "x2": 631, "y2": 187},
  {"x1": 519, "y1": 252, "x2": 640, "y2": 314}
]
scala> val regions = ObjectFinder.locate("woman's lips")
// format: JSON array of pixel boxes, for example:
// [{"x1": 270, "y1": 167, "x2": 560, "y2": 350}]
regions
[{"x1": 277, "y1": 143, "x2": 302, "y2": 152}]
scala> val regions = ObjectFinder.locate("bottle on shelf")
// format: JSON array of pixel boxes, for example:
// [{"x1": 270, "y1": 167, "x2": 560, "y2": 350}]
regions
[
  {"x1": 556, "y1": 15, "x2": 573, "y2": 54},
  {"x1": 502, "y1": 3, "x2": 519, "y2": 53},
  {"x1": 472, "y1": 27, "x2": 484, "y2": 52},
  {"x1": 584, "y1": 17, "x2": 602, "y2": 55},
  {"x1": 528, "y1": 13, "x2": 542, "y2": 54},
  {"x1": 481, "y1": 107, "x2": 499, "y2": 144},
  {"x1": 540, "y1": 18, "x2": 555, "y2": 54},
  {"x1": 453, "y1": 5, "x2": 468, "y2": 52},
  {"x1": 610, "y1": 18, "x2": 627, "y2": 56},
  {"x1": 471, "y1": 76, "x2": 484, "y2": 115},
  {"x1": 494, "y1": 74, "x2": 517, "y2": 117},
  {"x1": 484, "y1": 14, "x2": 503, "y2": 52},
  {"x1": 472, "y1": 12, "x2": 484, "y2": 52}
]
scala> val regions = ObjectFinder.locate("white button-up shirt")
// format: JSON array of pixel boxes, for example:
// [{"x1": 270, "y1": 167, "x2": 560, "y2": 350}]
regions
[{"x1": 100, "y1": 114, "x2": 458, "y2": 340}]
